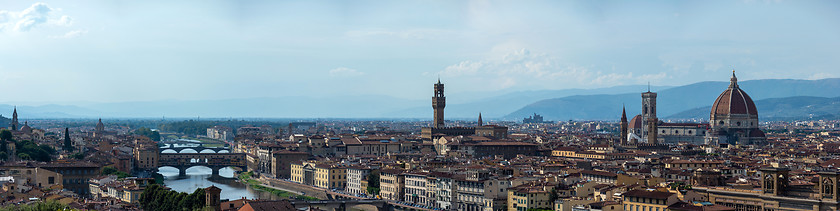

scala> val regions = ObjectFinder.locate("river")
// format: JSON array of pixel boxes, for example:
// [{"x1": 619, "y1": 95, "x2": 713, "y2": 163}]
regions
[{"x1": 158, "y1": 141, "x2": 282, "y2": 201}]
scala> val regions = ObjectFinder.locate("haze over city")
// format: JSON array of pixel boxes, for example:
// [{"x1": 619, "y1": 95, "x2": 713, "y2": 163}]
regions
[
  {"x1": 1, "y1": 0, "x2": 839, "y2": 108},
  {"x1": 3, "y1": 1, "x2": 840, "y2": 211}
]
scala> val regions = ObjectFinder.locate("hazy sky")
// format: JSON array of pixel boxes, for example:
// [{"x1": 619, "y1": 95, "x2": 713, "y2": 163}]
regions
[{"x1": 1, "y1": 0, "x2": 838, "y2": 104}]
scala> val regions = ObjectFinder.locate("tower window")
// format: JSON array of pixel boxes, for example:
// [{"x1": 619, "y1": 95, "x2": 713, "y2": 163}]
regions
[{"x1": 736, "y1": 122, "x2": 741, "y2": 126}]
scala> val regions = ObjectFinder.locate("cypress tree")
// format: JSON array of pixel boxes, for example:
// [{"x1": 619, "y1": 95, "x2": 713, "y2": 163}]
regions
[{"x1": 63, "y1": 128, "x2": 73, "y2": 152}]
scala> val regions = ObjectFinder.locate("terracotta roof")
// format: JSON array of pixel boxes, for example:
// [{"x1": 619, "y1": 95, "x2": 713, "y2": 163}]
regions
[
  {"x1": 581, "y1": 170, "x2": 618, "y2": 177},
  {"x1": 622, "y1": 189, "x2": 674, "y2": 200},
  {"x1": 668, "y1": 201, "x2": 735, "y2": 211},
  {"x1": 711, "y1": 73, "x2": 758, "y2": 116},
  {"x1": 241, "y1": 200, "x2": 295, "y2": 211},
  {"x1": 629, "y1": 115, "x2": 643, "y2": 129}
]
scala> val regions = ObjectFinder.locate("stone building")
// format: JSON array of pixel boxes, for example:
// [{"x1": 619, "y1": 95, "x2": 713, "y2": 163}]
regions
[
  {"x1": 420, "y1": 80, "x2": 508, "y2": 140},
  {"x1": 692, "y1": 167, "x2": 840, "y2": 211},
  {"x1": 706, "y1": 71, "x2": 766, "y2": 146}
]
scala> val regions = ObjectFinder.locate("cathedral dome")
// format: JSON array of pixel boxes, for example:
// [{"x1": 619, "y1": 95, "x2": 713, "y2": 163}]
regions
[
  {"x1": 629, "y1": 115, "x2": 642, "y2": 129},
  {"x1": 20, "y1": 122, "x2": 32, "y2": 133},
  {"x1": 711, "y1": 71, "x2": 758, "y2": 116}
]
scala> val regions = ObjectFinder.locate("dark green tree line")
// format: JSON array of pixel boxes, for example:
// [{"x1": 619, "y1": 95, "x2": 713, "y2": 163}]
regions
[
  {"x1": 15, "y1": 140, "x2": 55, "y2": 162},
  {"x1": 139, "y1": 184, "x2": 205, "y2": 211},
  {"x1": 133, "y1": 127, "x2": 161, "y2": 142}
]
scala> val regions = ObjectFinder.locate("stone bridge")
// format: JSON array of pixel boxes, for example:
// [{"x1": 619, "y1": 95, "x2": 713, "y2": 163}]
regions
[
  {"x1": 158, "y1": 153, "x2": 246, "y2": 177},
  {"x1": 159, "y1": 146, "x2": 230, "y2": 153}
]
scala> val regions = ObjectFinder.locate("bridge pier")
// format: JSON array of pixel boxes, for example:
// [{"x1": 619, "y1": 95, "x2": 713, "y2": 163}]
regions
[
  {"x1": 178, "y1": 166, "x2": 188, "y2": 177},
  {"x1": 211, "y1": 166, "x2": 221, "y2": 177}
]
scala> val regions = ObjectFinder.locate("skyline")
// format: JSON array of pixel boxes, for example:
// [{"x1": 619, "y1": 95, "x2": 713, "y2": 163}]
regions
[{"x1": 1, "y1": 1, "x2": 840, "y2": 105}]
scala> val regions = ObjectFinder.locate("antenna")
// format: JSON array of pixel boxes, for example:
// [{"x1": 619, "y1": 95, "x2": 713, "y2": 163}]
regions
[{"x1": 647, "y1": 82, "x2": 650, "y2": 92}]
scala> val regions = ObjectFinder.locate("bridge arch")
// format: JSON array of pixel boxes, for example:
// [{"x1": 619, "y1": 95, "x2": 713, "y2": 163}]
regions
[
  {"x1": 158, "y1": 153, "x2": 246, "y2": 178},
  {"x1": 199, "y1": 149, "x2": 217, "y2": 153}
]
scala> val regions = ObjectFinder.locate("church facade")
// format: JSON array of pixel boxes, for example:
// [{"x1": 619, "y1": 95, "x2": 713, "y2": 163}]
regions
[{"x1": 620, "y1": 71, "x2": 765, "y2": 146}]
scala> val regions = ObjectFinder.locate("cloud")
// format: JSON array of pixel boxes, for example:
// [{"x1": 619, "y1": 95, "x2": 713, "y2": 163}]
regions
[
  {"x1": 436, "y1": 48, "x2": 668, "y2": 90},
  {"x1": 49, "y1": 29, "x2": 87, "y2": 39},
  {"x1": 54, "y1": 15, "x2": 72, "y2": 26},
  {"x1": 0, "y1": 2, "x2": 72, "y2": 32},
  {"x1": 808, "y1": 72, "x2": 836, "y2": 80},
  {"x1": 329, "y1": 67, "x2": 365, "y2": 77}
]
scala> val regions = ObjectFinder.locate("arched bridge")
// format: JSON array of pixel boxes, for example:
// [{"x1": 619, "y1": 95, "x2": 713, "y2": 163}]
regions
[
  {"x1": 159, "y1": 146, "x2": 230, "y2": 153},
  {"x1": 158, "y1": 153, "x2": 246, "y2": 177}
]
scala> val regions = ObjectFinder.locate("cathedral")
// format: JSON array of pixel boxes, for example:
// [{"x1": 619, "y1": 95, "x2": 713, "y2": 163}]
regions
[
  {"x1": 620, "y1": 71, "x2": 765, "y2": 146},
  {"x1": 705, "y1": 71, "x2": 766, "y2": 146}
]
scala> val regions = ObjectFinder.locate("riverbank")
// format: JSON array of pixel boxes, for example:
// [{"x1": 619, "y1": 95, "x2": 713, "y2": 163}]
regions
[
  {"x1": 237, "y1": 172, "x2": 319, "y2": 201},
  {"x1": 164, "y1": 135, "x2": 226, "y2": 147}
]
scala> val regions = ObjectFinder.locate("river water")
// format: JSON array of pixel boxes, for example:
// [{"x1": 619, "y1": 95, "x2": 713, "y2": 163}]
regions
[{"x1": 158, "y1": 142, "x2": 282, "y2": 201}]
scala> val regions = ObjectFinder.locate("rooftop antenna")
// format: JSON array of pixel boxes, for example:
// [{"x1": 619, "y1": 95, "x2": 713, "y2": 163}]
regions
[{"x1": 647, "y1": 82, "x2": 650, "y2": 92}]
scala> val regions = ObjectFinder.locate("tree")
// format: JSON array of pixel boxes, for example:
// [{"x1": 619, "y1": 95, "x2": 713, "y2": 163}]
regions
[
  {"x1": 70, "y1": 152, "x2": 85, "y2": 159},
  {"x1": 0, "y1": 129, "x2": 12, "y2": 142},
  {"x1": 140, "y1": 184, "x2": 206, "y2": 211},
  {"x1": 367, "y1": 170, "x2": 380, "y2": 195},
  {"x1": 13, "y1": 140, "x2": 54, "y2": 162},
  {"x1": 64, "y1": 128, "x2": 73, "y2": 152},
  {"x1": 101, "y1": 166, "x2": 130, "y2": 178},
  {"x1": 0, "y1": 200, "x2": 74, "y2": 211},
  {"x1": 0, "y1": 129, "x2": 11, "y2": 159},
  {"x1": 133, "y1": 127, "x2": 161, "y2": 142}
]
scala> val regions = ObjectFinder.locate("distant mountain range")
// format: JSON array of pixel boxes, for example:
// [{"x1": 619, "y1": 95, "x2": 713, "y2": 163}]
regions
[
  {"x1": 506, "y1": 78, "x2": 840, "y2": 121},
  {"x1": 668, "y1": 96, "x2": 840, "y2": 121},
  {"x1": 0, "y1": 85, "x2": 672, "y2": 119},
  {"x1": 1, "y1": 78, "x2": 838, "y2": 120},
  {"x1": 383, "y1": 85, "x2": 673, "y2": 118}
]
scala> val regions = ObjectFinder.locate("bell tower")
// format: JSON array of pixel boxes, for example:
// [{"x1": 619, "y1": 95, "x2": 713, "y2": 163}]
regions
[
  {"x1": 820, "y1": 171, "x2": 839, "y2": 201},
  {"x1": 761, "y1": 167, "x2": 789, "y2": 196},
  {"x1": 9, "y1": 107, "x2": 18, "y2": 131},
  {"x1": 205, "y1": 185, "x2": 222, "y2": 211},
  {"x1": 620, "y1": 105, "x2": 628, "y2": 145},
  {"x1": 641, "y1": 89, "x2": 658, "y2": 144},
  {"x1": 432, "y1": 79, "x2": 446, "y2": 128}
]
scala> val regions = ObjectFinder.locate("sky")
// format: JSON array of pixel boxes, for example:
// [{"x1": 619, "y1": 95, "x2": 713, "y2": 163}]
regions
[{"x1": 0, "y1": 0, "x2": 839, "y2": 104}]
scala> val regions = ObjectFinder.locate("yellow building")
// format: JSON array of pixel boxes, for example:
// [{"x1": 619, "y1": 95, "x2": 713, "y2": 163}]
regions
[
  {"x1": 379, "y1": 169, "x2": 405, "y2": 201},
  {"x1": 508, "y1": 184, "x2": 553, "y2": 211},
  {"x1": 290, "y1": 161, "x2": 346, "y2": 190},
  {"x1": 551, "y1": 149, "x2": 633, "y2": 160},
  {"x1": 133, "y1": 137, "x2": 159, "y2": 170},
  {"x1": 621, "y1": 189, "x2": 677, "y2": 211}
]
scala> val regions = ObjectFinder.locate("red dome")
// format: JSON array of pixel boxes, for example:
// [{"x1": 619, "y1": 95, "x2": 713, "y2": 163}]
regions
[
  {"x1": 711, "y1": 72, "x2": 758, "y2": 116},
  {"x1": 629, "y1": 115, "x2": 642, "y2": 129}
]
